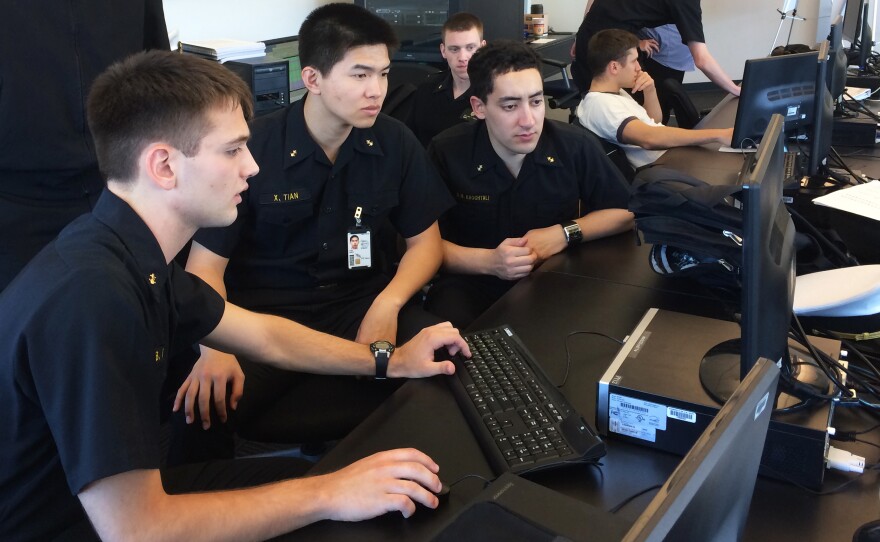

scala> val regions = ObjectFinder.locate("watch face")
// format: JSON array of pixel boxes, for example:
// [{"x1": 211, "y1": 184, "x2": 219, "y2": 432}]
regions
[{"x1": 371, "y1": 340, "x2": 394, "y2": 352}]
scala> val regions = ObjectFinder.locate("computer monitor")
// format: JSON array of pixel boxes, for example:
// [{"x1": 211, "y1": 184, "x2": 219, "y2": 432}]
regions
[
  {"x1": 699, "y1": 115, "x2": 797, "y2": 402},
  {"x1": 356, "y1": 0, "x2": 459, "y2": 46},
  {"x1": 843, "y1": 0, "x2": 866, "y2": 45},
  {"x1": 808, "y1": 41, "x2": 835, "y2": 179},
  {"x1": 263, "y1": 36, "x2": 305, "y2": 93},
  {"x1": 623, "y1": 358, "x2": 780, "y2": 542},
  {"x1": 731, "y1": 51, "x2": 819, "y2": 149},
  {"x1": 856, "y1": 3, "x2": 874, "y2": 73},
  {"x1": 433, "y1": 359, "x2": 780, "y2": 542},
  {"x1": 827, "y1": 16, "x2": 849, "y2": 101}
]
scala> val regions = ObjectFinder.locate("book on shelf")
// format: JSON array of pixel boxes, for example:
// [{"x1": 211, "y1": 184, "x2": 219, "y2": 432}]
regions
[{"x1": 178, "y1": 39, "x2": 265, "y2": 63}]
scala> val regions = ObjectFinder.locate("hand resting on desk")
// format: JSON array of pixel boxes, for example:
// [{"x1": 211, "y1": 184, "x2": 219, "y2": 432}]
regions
[
  {"x1": 174, "y1": 322, "x2": 470, "y2": 425},
  {"x1": 316, "y1": 448, "x2": 446, "y2": 520}
]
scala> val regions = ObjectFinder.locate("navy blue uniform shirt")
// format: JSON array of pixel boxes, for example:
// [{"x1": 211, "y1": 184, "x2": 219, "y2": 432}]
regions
[
  {"x1": 428, "y1": 119, "x2": 631, "y2": 250},
  {"x1": 195, "y1": 97, "x2": 455, "y2": 308},
  {"x1": 407, "y1": 71, "x2": 478, "y2": 147},
  {"x1": 0, "y1": 190, "x2": 224, "y2": 540}
]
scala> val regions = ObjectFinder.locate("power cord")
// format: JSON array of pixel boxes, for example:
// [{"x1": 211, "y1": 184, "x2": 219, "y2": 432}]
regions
[
  {"x1": 447, "y1": 473, "x2": 494, "y2": 490},
  {"x1": 608, "y1": 484, "x2": 663, "y2": 514},
  {"x1": 558, "y1": 331, "x2": 625, "y2": 388},
  {"x1": 758, "y1": 461, "x2": 880, "y2": 496}
]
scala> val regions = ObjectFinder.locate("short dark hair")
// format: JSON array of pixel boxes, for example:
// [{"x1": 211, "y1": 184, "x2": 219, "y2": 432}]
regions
[
  {"x1": 299, "y1": 3, "x2": 399, "y2": 75},
  {"x1": 467, "y1": 40, "x2": 541, "y2": 102},
  {"x1": 587, "y1": 29, "x2": 639, "y2": 76},
  {"x1": 87, "y1": 50, "x2": 253, "y2": 183},
  {"x1": 442, "y1": 12, "x2": 483, "y2": 42}
]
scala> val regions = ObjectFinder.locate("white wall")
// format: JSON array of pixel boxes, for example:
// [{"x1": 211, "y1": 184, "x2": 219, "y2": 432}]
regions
[
  {"x1": 536, "y1": 0, "x2": 826, "y2": 83},
  {"x1": 162, "y1": 0, "x2": 346, "y2": 44},
  {"x1": 165, "y1": 0, "x2": 878, "y2": 85}
]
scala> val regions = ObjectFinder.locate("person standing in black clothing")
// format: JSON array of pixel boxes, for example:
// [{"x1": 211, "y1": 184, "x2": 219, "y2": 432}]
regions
[
  {"x1": 0, "y1": 1, "x2": 170, "y2": 292},
  {"x1": 571, "y1": 0, "x2": 739, "y2": 97},
  {"x1": 0, "y1": 49, "x2": 469, "y2": 541},
  {"x1": 407, "y1": 12, "x2": 486, "y2": 146}
]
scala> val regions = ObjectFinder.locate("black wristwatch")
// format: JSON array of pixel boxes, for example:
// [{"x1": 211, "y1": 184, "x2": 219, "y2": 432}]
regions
[
  {"x1": 561, "y1": 220, "x2": 583, "y2": 245},
  {"x1": 370, "y1": 340, "x2": 395, "y2": 379}
]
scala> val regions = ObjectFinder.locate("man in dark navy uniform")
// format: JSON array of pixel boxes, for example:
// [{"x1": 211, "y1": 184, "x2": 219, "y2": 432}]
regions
[
  {"x1": 178, "y1": 4, "x2": 455, "y2": 452},
  {"x1": 407, "y1": 12, "x2": 486, "y2": 146},
  {"x1": 0, "y1": 50, "x2": 468, "y2": 541},
  {"x1": 425, "y1": 40, "x2": 635, "y2": 328}
]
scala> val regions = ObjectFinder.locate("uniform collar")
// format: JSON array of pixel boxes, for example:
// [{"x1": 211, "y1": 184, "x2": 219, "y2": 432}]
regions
[
  {"x1": 284, "y1": 97, "x2": 385, "y2": 170},
  {"x1": 469, "y1": 119, "x2": 564, "y2": 178},
  {"x1": 91, "y1": 189, "x2": 170, "y2": 290},
  {"x1": 431, "y1": 71, "x2": 455, "y2": 95}
]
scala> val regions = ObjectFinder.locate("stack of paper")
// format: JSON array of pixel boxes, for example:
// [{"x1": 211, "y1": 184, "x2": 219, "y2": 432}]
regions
[
  {"x1": 813, "y1": 180, "x2": 880, "y2": 222},
  {"x1": 179, "y1": 39, "x2": 265, "y2": 63}
]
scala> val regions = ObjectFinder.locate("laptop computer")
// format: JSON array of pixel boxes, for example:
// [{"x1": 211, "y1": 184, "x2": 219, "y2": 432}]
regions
[{"x1": 431, "y1": 358, "x2": 780, "y2": 542}]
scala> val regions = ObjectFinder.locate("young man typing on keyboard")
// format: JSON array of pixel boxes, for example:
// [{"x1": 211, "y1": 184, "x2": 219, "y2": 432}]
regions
[
  {"x1": 0, "y1": 49, "x2": 470, "y2": 541},
  {"x1": 425, "y1": 40, "x2": 634, "y2": 328}
]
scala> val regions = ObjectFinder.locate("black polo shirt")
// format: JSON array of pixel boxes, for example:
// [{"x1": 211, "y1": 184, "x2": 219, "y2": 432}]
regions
[
  {"x1": 428, "y1": 119, "x2": 631, "y2": 250},
  {"x1": 581, "y1": 0, "x2": 704, "y2": 43},
  {"x1": 0, "y1": 190, "x2": 224, "y2": 540},
  {"x1": 195, "y1": 97, "x2": 455, "y2": 309},
  {"x1": 575, "y1": 0, "x2": 705, "y2": 87},
  {"x1": 0, "y1": 0, "x2": 168, "y2": 192},
  {"x1": 407, "y1": 71, "x2": 478, "y2": 147}
]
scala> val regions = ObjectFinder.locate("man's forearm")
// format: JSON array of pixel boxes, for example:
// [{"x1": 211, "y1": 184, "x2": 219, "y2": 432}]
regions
[
  {"x1": 689, "y1": 42, "x2": 740, "y2": 97},
  {"x1": 643, "y1": 89, "x2": 663, "y2": 123},
  {"x1": 376, "y1": 235, "x2": 442, "y2": 309},
  {"x1": 441, "y1": 240, "x2": 495, "y2": 275},
  {"x1": 80, "y1": 469, "x2": 330, "y2": 542},
  {"x1": 205, "y1": 303, "x2": 374, "y2": 375},
  {"x1": 576, "y1": 209, "x2": 635, "y2": 242}
]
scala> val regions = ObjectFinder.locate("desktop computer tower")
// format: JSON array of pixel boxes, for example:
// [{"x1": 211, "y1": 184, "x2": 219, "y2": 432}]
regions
[
  {"x1": 225, "y1": 57, "x2": 289, "y2": 117},
  {"x1": 597, "y1": 309, "x2": 841, "y2": 489}
]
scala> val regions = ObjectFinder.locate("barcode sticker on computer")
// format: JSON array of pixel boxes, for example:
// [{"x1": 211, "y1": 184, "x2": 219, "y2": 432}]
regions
[
  {"x1": 667, "y1": 407, "x2": 697, "y2": 423},
  {"x1": 608, "y1": 394, "x2": 667, "y2": 442}
]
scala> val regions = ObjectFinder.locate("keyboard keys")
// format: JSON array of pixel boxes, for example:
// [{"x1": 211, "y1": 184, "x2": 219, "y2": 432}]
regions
[{"x1": 451, "y1": 326, "x2": 604, "y2": 474}]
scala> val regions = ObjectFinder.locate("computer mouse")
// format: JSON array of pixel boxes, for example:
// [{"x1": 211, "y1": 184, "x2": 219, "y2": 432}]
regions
[
  {"x1": 436, "y1": 483, "x2": 451, "y2": 503},
  {"x1": 417, "y1": 482, "x2": 451, "y2": 511},
  {"x1": 854, "y1": 519, "x2": 880, "y2": 542}
]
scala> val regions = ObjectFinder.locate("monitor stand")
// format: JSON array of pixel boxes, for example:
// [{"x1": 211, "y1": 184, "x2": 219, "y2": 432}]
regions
[{"x1": 699, "y1": 338, "x2": 832, "y2": 405}]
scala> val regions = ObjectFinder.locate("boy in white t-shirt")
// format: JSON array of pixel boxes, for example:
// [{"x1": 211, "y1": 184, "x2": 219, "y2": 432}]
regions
[{"x1": 577, "y1": 29, "x2": 733, "y2": 169}]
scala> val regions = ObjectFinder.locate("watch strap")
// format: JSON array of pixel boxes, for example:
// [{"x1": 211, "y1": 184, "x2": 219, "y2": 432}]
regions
[{"x1": 374, "y1": 350, "x2": 389, "y2": 379}]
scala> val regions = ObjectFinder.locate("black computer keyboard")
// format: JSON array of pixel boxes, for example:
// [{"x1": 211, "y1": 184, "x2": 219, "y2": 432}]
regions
[
  {"x1": 447, "y1": 325, "x2": 606, "y2": 475},
  {"x1": 784, "y1": 150, "x2": 805, "y2": 187}
]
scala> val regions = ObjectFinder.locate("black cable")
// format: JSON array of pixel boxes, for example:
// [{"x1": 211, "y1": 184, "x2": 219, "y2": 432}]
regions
[
  {"x1": 608, "y1": 484, "x2": 663, "y2": 514},
  {"x1": 448, "y1": 473, "x2": 493, "y2": 489},
  {"x1": 843, "y1": 91, "x2": 880, "y2": 121},
  {"x1": 829, "y1": 147, "x2": 869, "y2": 184},
  {"x1": 854, "y1": 437, "x2": 880, "y2": 451},
  {"x1": 790, "y1": 316, "x2": 849, "y2": 395},
  {"x1": 785, "y1": 204, "x2": 858, "y2": 267},
  {"x1": 558, "y1": 331, "x2": 625, "y2": 388},
  {"x1": 758, "y1": 462, "x2": 880, "y2": 496},
  {"x1": 834, "y1": 421, "x2": 880, "y2": 438}
]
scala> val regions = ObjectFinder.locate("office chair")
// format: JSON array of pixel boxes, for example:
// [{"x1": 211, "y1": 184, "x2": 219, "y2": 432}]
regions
[
  {"x1": 541, "y1": 56, "x2": 582, "y2": 123},
  {"x1": 573, "y1": 119, "x2": 636, "y2": 182},
  {"x1": 383, "y1": 62, "x2": 442, "y2": 121},
  {"x1": 658, "y1": 78, "x2": 703, "y2": 129}
]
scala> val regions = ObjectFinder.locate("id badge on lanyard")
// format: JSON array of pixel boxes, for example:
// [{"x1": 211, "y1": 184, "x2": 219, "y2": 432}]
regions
[{"x1": 347, "y1": 206, "x2": 372, "y2": 270}]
